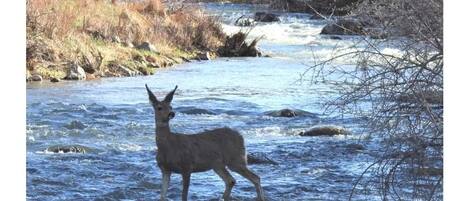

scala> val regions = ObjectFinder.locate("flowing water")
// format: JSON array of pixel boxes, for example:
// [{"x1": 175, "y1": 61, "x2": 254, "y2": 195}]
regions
[{"x1": 27, "y1": 3, "x2": 381, "y2": 201}]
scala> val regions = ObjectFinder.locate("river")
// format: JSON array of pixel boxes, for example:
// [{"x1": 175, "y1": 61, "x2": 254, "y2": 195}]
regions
[{"x1": 27, "y1": 3, "x2": 380, "y2": 201}]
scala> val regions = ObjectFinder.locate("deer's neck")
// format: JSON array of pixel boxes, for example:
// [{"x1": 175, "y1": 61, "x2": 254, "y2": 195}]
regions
[{"x1": 156, "y1": 121, "x2": 171, "y2": 139}]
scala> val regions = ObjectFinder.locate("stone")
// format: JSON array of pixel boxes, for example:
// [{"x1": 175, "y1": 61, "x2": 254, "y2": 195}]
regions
[
  {"x1": 299, "y1": 125, "x2": 349, "y2": 137},
  {"x1": 30, "y1": 74, "x2": 43, "y2": 82},
  {"x1": 320, "y1": 18, "x2": 364, "y2": 35},
  {"x1": 46, "y1": 145, "x2": 89, "y2": 154},
  {"x1": 247, "y1": 153, "x2": 278, "y2": 165},
  {"x1": 64, "y1": 62, "x2": 86, "y2": 80},
  {"x1": 254, "y1": 12, "x2": 280, "y2": 22},
  {"x1": 50, "y1": 77, "x2": 60, "y2": 82}
]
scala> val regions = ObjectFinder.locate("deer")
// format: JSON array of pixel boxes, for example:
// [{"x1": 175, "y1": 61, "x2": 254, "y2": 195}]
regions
[{"x1": 145, "y1": 84, "x2": 266, "y2": 201}]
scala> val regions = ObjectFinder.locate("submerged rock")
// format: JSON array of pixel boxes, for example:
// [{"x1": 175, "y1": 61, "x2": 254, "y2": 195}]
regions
[
  {"x1": 345, "y1": 143, "x2": 365, "y2": 151},
  {"x1": 64, "y1": 62, "x2": 86, "y2": 80},
  {"x1": 45, "y1": 145, "x2": 89, "y2": 154},
  {"x1": 247, "y1": 153, "x2": 278, "y2": 165},
  {"x1": 178, "y1": 107, "x2": 216, "y2": 115},
  {"x1": 64, "y1": 120, "x2": 87, "y2": 130},
  {"x1": 254, "y1": 12, "x2": 280, "y2": 22},
  {"x1": 274, "y1": 109, "x2": 297, "y2": 117},
  {"x1": 299, "y1": 125, "x2": 349, "y2": 136},
  {"x1": 265, "y1": 108, "x2": 315, "y2": 118}
]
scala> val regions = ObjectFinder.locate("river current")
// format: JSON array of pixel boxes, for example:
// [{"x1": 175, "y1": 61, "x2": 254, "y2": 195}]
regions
[{"x1": 27, "y1": 3, "x2": 381, "y2": 201}]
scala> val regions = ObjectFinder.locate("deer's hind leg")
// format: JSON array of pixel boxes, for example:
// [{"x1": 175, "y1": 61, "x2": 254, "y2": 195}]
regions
[
  {"x1": 214, "y1": 167, "x2": 236, "y2": 200},
  {"x1": 228, "y1": 165, "x2": 265, "y2": 201}
]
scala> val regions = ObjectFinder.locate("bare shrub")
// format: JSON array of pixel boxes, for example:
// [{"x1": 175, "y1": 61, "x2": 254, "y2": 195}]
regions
[{"x1": 303, "y1": 0, "x2": 443, "y2": 200}]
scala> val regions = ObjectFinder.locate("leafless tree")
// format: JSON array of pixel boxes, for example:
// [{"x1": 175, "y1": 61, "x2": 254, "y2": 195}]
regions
[{"x1": 303, "y1": 0, "x2": 443, "y2": 200}]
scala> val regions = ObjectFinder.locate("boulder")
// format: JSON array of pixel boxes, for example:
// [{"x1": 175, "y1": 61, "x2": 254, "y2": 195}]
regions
[
  {"x1": 299, "y1": 125, "x2": 349, "y2": 136},
  {"x1": 320, "y1": 18, "x2": 364, "y2": 35},
  {"x1": 46, "y1": 145, "x2": 89, "y2": 154},
  {"x1": 265, "y1": 108, "x2": 297, "y2": 117},
  {"x1": 264, "y1": 108, "x2": 317, "y2": 118},
  {"x1": 50, "y1": 77, "x2": 60, "y2": 83},
  {"x1": 64, "y1": 62, "x2": 86, "y2": 80},
  {"x1": 254, "y1": 12, "x2": 280, "y2": 22},
  {"x1": 178, "y1": 107, "x2": 216, "y2": 115},
  {"x1": 136, "y1": 41, "x2": 158, "y2": 52},
  {"x1": 30, "y1": 74, "x2": 43, "y2": 82},
  {"x1": 247, "y1": 153, "x2": 278, "y2": 165},
  {"x1": 235, "y1": 15, "x2": 255, "y2": 26}
]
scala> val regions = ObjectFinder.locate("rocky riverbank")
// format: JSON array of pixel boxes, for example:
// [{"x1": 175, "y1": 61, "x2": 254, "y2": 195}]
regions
[{"x1": 26, "y1": 0, "x2": 229, "y2": 82}]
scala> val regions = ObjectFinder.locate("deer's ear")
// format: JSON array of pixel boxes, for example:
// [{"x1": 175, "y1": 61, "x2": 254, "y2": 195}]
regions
[
  {"x1": 145, "y1": 84, "x2": 158, "y2": 104},
  {"x1": 164, "y1": 85, "x2": 178, "y2": 103}
]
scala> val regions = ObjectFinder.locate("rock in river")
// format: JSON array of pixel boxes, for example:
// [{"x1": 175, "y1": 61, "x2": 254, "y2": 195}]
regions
[
  {"x1": 254, "y1": 12, "x2": 280, "y2": 22},
  {"x1": 265, "y1": 108, "x2": 315, "y2": 118},
  {"x1": 247, "y1": 152, "x2": 278, "y2": 165},
  {"x1": 320, "y1": 18, "x2": 364, "y2": 35},
  {"x1": 299, "y1": 125, "x2": 349, "y2": 136},
  {"x1": 46, "y1": 145, "x2": 89, "y2": 153}
]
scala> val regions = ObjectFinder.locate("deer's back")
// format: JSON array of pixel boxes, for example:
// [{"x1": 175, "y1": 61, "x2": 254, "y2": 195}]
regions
[{"x1": 157, "y1": 127, "x2": 247, "y2": 173}]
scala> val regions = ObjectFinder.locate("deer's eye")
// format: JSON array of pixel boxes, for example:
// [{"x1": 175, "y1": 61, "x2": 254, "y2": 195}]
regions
[{"x1": 157, "y1": 107, "x2": 163, "y2": 111}]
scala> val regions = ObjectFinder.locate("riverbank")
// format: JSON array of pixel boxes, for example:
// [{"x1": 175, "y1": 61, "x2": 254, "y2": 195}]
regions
[{"x1": 26, "y1": 0, "x2": 226, "y2": 82}]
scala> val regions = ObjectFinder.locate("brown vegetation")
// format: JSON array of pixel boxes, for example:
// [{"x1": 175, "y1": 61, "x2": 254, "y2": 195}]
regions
[{"x1": 26, "y1": 0, "x2": 226, "y2": 80}]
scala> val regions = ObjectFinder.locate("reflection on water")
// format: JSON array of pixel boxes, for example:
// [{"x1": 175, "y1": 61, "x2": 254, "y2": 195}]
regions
[{"x1": 27, "y1": 3, "x2": 378, "y2": 201}]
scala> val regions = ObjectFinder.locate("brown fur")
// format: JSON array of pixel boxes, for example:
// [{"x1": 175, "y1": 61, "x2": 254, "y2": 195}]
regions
[{"x1": 145, "y1": 85, "x2": 265, "y2": 201}]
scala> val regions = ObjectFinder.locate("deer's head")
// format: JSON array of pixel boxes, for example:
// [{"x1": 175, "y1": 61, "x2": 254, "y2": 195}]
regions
[{"x1": 146, "y1": 84, "x2": 178, "y2": 123}]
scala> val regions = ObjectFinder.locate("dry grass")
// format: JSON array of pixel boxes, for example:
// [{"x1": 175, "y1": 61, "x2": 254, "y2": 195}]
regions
[{"x1": 26, "y1": 0, "x2": 225, "y2": 79}]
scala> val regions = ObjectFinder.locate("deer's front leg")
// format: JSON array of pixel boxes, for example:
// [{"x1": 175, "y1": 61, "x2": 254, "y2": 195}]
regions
[
  {"x1": 181, "y1": 172, "x2": 191, "y2": 201},
  {"x1": 160, "y1": 169, "x2": 171, "y2": 201}
]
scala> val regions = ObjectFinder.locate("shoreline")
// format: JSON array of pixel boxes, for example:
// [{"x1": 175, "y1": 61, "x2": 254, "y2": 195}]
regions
[{"x1": 26, "y1": 0, "x2": 225, "y2": 83}]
